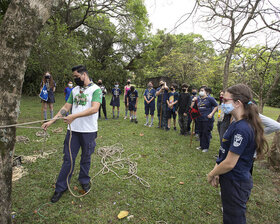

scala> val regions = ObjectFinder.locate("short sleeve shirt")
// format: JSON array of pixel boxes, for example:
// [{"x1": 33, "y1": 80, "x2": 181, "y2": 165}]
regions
[
  {"x1": 127, "y1": 90, "x2": 138, "y2": 104},
  {"x1": 197, "y1": 96, "x2": 218, "y2": 121},
  {"x1": 144, "y1": 88, "x2": 156, "y2": 104},
  {"x1": 216, "y1": 120, "x2": 256, "y2": 180},
  {"x1": 112, "y1": 88, "x2": 121, "y2": 97},
  {"x1": 67, "y1": 83, "x2": 102, "y2": 132}
]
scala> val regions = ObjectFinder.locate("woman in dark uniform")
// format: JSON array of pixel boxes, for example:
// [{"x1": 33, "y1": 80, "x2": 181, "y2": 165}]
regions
[
  {"x1": 207, "y1": 84, "x2": 269, "y2": 224},
  {"x1": 40, "y1": 72, "x2": 56, "y2": 120}
]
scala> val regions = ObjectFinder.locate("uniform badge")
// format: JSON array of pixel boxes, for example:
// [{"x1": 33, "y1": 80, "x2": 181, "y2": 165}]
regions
[{"x1": 233, "y1": 134, "x2": 243, "y2": 147}]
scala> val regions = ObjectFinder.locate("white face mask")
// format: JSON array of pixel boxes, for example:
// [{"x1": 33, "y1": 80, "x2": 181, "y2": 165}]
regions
[
  {"x1": 69, "y1": 84, "x2": 73, "y2": 87},
  {"x1": 115, "y1": 85, "x2": 119, "y2": 88},
  {"x1": 199, "y1": 91, "x2": 205, "y2": 97}
]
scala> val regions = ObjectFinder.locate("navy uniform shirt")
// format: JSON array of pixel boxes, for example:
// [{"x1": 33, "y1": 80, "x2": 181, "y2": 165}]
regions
[
  {"x1": 112, "y1": 88, "x2": 121, "y2": 97},
  {"x1": 156, "y1": 87, "x2": 169, "y2": 105},
  {"x1": 216, "y1": 120, "x2": 256, "y2": 180},
  {"x1": 197, "y1": 96, "x2": 218, "y2": 121},
  {"x1": 127, "y1": 90, "x2": 138, "y2": 105},
  {"x1": 144, "y1": 88, "x2": 156, "y2": 105}
]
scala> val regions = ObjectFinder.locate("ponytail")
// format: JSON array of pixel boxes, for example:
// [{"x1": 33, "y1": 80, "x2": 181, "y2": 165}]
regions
[{"x1": 226, "y1": 84, "x2": 269, "y2": 158}]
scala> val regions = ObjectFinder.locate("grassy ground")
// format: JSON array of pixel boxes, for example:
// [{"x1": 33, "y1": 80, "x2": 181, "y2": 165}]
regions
[{"x1": 12, "y1": 92, "x2": 280, "y2": 223}]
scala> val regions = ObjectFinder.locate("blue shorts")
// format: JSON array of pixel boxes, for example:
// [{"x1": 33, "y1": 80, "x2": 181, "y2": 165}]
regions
[
  {"x1": 129, "y1": 103, "x2": 137, "y2": 111},
  {"x1": 145, "y1": 103, "x2": 155, "y2": 115}
]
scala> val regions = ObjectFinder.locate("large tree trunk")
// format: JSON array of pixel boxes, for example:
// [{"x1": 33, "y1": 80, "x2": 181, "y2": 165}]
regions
[
  {"x1": 0, "y1": 1, "x2": 61, "y2": 223},
  {"x1": 268, "y1": 115, "x2": 280, "y2": 170}
]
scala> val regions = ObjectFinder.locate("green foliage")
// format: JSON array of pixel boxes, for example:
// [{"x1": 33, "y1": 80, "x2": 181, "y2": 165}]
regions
[
  {"x1": 24, "y1": 20, "x2": 83, "y2": 94},
  {"x1": 23, "y1": 0, "x2": 150, "y2": 95},
  {"x1": 230, "y1": 45, "x2": 280, "y2": 108},
  {"x1": 131, "y1": 31, "x2": 222, "y2": 92}
]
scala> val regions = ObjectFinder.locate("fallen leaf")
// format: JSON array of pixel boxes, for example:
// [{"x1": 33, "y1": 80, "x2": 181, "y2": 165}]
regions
[
  {"x1": 127, "y1": 215, "x2": 134, "y2": 221},
  {"x1": 71, "y1": 201, "x2": 75, "y2": 204},
  {"x1": 34, "y1": 210, "x2": 37, "y2": 214},
  {"x1": 79, "y1": 189, "x2": 86, "y2": 194},
  {"x1": 170, "y1": 176, "x2": 176, "y2": 179},
  {"x1": 139, "y1": 133, "x2": 144, "y2": 136},
  {"x1": 206, "y1": 211, "x2": 212, "y2": 215},
  {"x1": 73, "y1": 186, "x2": 78, "y2": 191},
  {"x1": 179, "y1": 182, "x2": 184, "y2": 185},
  {"x1": 117, "y1": 210, "x2": 129, "y2": 219}
]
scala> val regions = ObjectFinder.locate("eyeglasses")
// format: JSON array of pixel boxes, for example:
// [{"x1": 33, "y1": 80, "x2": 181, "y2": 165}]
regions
[{"x1": 222, "y1": 98, "x2": 233, "y2": 103}]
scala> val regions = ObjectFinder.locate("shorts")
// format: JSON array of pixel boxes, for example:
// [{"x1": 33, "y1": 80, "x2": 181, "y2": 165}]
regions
[
  {"x1": 129, "y1": 103, "x2": 137, "y2": 111},
  {"x1": 167, "y1": 109, "x2": 177, "y2": 119},
  {"x1": 145, "y1": 103, "x2": 155, "y2": 115},
  {"x1": 110, "y1": 96, "x2": 120, "y2": 107}
]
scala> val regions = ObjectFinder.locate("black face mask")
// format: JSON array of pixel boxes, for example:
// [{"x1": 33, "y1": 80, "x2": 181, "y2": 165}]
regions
[
  {"x1": 170, "y1": 88, "x2": 174, "y2": 91},
  {"x1": 127, "y1": 81, "x2": 131, "y2": 84},
  {"x1": 98, "y1": 82, "x2": 102, "y2": 86},
  {"x1": 45, "y1": 75, "x2": 50, "y2": 80},
  {"x1": 192, "y1": 92, "x2": 197, "y2": 95},
  {"x1": 74, "y1": 77, "x2": 84, "y2": 87},
  {"x1": 182, "y1": 88, "x2": 186, "y2": 92}
]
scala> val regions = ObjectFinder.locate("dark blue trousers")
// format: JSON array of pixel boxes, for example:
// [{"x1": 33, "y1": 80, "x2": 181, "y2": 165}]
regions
[
  {"x1": 157, "y1": 103, "x2": 168, "y2": 129},
  {"x1": 55, "y1": 130, "x2": 97, "y2": 192},
  {"x1": 220, "y1": 176, "x2": 253, "y2": 224},
  {"x1": 197, "y1": 120, "x2": 212, "y2": 149}
]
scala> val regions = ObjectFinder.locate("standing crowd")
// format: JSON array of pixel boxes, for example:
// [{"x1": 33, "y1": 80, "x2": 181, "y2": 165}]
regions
[{"x1": 39, "y1": 68, "x2": 280, "y2": 224}]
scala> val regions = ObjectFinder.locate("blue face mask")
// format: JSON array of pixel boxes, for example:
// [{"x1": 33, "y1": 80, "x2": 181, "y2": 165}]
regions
[{"x1": 221, "y1": 103, "x2": 235, "y2": 114}]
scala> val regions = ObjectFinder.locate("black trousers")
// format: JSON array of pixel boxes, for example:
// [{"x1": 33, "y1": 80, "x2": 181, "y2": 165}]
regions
[{"x1": 99, "y1": 97, "x2": 107, "y2": 118}]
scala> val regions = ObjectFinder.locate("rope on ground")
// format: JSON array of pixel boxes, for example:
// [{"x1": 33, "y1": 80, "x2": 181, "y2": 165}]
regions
[
  {"x1": 22, "y1": 149, "x2": 57, "y2": 163},
  {"x1": 16, "y1": 136, "x2": 30, "y2": 144},
  {"x1": 67, "y1": 143, "x2": 150, "y2": 198},
  {"x1": 12, "y1": 166, "x2": 28, "y2": 182},
  {"x1": 93, "y1": 143, "x2": 150, "y2": 187}
]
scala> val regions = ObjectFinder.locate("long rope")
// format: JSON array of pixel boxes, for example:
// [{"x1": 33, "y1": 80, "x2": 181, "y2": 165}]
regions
[{"x1": 1, "y1": 118, "x2": 150, "y2": 199}]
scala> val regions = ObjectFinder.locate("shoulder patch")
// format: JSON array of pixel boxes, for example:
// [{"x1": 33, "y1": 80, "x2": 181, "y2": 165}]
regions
[{"x1": 233, "y1": 133, "x2": 243, "y2": 147}]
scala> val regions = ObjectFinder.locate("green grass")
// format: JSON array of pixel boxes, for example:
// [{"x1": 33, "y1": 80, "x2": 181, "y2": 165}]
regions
[{"x1": 12, "y1": 93, "x2": 280, "y2": 223}]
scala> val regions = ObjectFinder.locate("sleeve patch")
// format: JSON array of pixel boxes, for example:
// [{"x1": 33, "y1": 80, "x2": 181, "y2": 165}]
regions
[{"x1": 233, "y1": 133, "x2": 243, "y2": 147}]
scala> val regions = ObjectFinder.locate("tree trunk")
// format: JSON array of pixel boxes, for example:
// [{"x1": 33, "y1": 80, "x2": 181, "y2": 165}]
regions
[
  {"x1": 268, "y1": 115, "x2": 280, "y2": 170},
  {"x1": 223, "y1": 45, "x2": 235, "y2": 89},
  {"x1": 0, "y1": 1, "x2": 61, "y2": 223}
]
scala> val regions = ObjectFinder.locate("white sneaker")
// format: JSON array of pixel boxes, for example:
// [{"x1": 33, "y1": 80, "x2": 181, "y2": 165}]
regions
[
  {"x1": 149, "y1": 123, "x2": 153, "y2": 127},
  {"x1": 144, "y1": 122, "x2": 149, "y2": 126},
  {"x1": 124, "y1": 116, "x2": 127, "y2": 119},
  {"x1": 202, "y1": 149, "x2": 208, "y2": 153},
  {"x1": 196, "y1": 146, "x2": 201, "y2": 150}
]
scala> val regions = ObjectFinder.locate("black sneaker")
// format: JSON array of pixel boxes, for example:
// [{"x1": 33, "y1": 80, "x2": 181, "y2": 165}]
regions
[
  {"x1": 134, "y1": 119, "x2": 138, "y2": 124},
  {"x1": 131, "y1": 118, "x2": 134, "y2": 122},
  {"x1": 81, "y1": 183, "x2": 91, "y2": 192},
  {"x1": 166, "y1": 127, "x2": 170, "y2": 131},
  {"x1": 51, "y1": 190, "x2": 66, "y2": 203},
  {"x1": 174, "y1": 127, "x2": 177, "y2": 131}
]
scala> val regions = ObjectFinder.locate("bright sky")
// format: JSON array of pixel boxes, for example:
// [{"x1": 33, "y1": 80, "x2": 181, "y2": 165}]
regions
[
  {"x1": 144, "y1": 0, "x2": 209, "y2": 36},
  {"x1": 144, "y1": 0, "x2": 279, "y2": 49}
]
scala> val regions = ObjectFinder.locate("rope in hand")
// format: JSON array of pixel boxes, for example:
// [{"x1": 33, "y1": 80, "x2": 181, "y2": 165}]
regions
[{"x1": 0, "y1": 117, "x2": 150, "y2": 198}]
